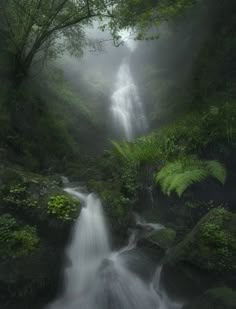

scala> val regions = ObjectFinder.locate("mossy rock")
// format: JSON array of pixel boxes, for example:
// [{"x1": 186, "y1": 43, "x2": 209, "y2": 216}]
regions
[
  {"x1": 165, "y1": 208, "x2": 236, "y2": 274},
  {"x1": 0, "y1": 167, "x2": 81, "y2": 225},
  {"x1": 0, "y1": 214, "x2": 39, "y2": 260},
  {"x1": 147, "y1": 228, "x2": 176, "y2": 249},
  {"x1": 87, "y1": 179, "x2": 134, "y2": 236},
  {"x1": 0, "y1": 244, "x2": 62, "y2": 308},
  {"x1": 184, "y1": 287, "x2": 236, "y2": 309},
  {"x1": 0, "y1": 167, "x2": 74, "y2": 308},
  {"x1": 161, "y1": 208, "x2": 236, "y2": 300}
]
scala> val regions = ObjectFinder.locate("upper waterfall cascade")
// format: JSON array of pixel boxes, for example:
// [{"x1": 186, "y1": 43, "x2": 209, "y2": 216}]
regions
[
  {"x1": 47, "y1": 187, "x2": 182, "y2": 309},
  {"x1": 110, "y1": 33, "x2": 148, "y2": 140}
]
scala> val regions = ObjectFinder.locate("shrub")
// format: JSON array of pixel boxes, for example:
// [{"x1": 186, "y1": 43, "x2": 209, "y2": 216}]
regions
[
  {"x1": 1, "y1": 183, "x2": 38, "y2": 209},
  {"x1": 47, "y1": 194, "x2": 80, "y2": 221},
  {"x1": 0, "y1": 214, "x2": 39, "y2": 259}
]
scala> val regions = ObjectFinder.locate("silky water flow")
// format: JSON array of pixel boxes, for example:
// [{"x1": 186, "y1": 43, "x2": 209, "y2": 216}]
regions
[
  {"x1": 47, "y1": 187, "x2": 182, "y2": 309},
  {"x1": 110, "y1": 31, "x2": 148, "y2": 140},
  {"x1": 47, "y1": 32, "x2": 181, "y2": 309}
]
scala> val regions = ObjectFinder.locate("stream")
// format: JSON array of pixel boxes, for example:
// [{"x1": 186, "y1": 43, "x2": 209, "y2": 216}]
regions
[
  {"x1": 46, "y1": 186, "x2": 182, "y2": 309},
  {"x1": 47, "y1": 32, "x2": 182, "y2": 309}
]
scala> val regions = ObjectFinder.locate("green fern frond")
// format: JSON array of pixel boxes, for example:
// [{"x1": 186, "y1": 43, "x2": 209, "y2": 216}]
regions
[
  {"x1": 112, "y1": 136, "x2": 161, "y2": 164},
  {"x1": 174, "y1": 169, "x2": 208, "y2": 197},
  {"x1": 206, "y1": 160, "x2": 227, "y2": 184},
  {"x1": 111, "y1": 141, "x2": 132, "y2": 161},
  {"x1": 161, "y1": 174, "x2": 176, "y2": 195},
  {"x1": 155, "y1": 157, "x2": 227, "y2": 197},
  {"x1": 155, "y1": 160, "x2": 183, "y2": 183}
]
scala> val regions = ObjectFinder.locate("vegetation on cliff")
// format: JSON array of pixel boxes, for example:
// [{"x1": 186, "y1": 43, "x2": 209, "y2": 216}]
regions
[{"x1": 0, "y1": 0, "x2": 235, "y2": 308}]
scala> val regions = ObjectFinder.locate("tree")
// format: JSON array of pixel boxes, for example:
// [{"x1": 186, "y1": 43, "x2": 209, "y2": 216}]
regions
[
  {"x1": 0, "y1": 0, "x2": 110, "y2": 81},
  {"x1": 110, "y1": 0, "x2": 197, "y2": 39},
  {"x1": 0, "y1": 0, "x2": 195, "y2": 82}
]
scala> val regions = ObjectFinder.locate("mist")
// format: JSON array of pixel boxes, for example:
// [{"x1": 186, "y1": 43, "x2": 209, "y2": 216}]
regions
[{"x1": 55, "y1": 0, "x2": 214, "y2": 140}]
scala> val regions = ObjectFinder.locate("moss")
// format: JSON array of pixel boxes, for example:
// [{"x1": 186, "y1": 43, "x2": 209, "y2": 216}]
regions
[
  {"x1": 47, "y1": 194, "x2": 80, "y2": 221},
  {"x1": 166, "y1": 208, "x2": 236, "y2": 274},
  {"x1": 184, "y1": 287, "x2": 236, "y2": 309},
  {"x1": 0, "y1": 168, "x2": 72, "y2": 308},
  {"x1": 0, "y1": 167, "x2": 74, "y2": 224},
  {"x1": 1, "y1": 183, "x2": 39, "y2": 210},
  {"x1": 149, "y1": 228, "x2": 176, "y2": 249},
  {"x1": 88, "y1": 179, "x2": 133, "y2": 230},
  {"x1": 0, "y1": 214, "x2": 39, "y2": 260},
  {"x1": 206, "y1": 288, "x2": 236, "y2": 307}
]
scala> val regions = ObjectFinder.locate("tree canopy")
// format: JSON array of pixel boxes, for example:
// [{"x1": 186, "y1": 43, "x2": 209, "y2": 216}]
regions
[{"x1": 0, "y1": 0, "x2": 196, "y2": 80}]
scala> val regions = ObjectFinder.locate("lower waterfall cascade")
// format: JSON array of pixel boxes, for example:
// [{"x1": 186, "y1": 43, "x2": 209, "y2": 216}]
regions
[{"x1": 46, "y1": 186, "x2": 182, "y2": 309}]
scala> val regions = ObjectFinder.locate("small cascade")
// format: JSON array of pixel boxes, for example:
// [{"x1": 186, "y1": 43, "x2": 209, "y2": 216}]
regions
[
  {"x1": 152, "y1": 266, "x2": 182, "y2": 309},
  {"x1": 135, "y1": 213, "x2": 165, "y2": 231},
  {"x1": 47, "y1": 186, "x2": 182, "y2": 309},
  {"x1": 110, "y1": 31, "x2": 148, "y2": 140}
]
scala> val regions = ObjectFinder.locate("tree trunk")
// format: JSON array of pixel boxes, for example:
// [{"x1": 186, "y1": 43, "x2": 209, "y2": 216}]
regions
[{"x1": 12, "y1": 60, "x2": 30, "y2": 86}]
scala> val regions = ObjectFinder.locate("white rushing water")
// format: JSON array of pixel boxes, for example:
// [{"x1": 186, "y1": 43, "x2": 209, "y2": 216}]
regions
[
  {"x1": 135, "y1": 213, "x2": 165, "y2": 231},
  {"x1": 110, "y1": 32, "x2": 148, "y2": 140},
  {"x1": 47, "y1": 187, "x2": 182, "y2": 309}
]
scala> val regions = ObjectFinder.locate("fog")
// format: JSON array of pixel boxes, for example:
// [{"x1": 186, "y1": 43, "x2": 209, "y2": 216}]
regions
[{"x1": 56, "y1": 0, "x2": 215, "y2": 138}]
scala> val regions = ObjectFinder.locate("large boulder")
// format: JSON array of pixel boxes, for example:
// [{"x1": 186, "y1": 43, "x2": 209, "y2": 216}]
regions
[
  {"x1": 147, "y1": 227, "x2": 176, "y2": 250},
  {"x1": 161, "y1": 208, "x2": 236, "y2": 300},
  {"x1": 0, "y1": 167, "x2": 81, "y2": 308}
]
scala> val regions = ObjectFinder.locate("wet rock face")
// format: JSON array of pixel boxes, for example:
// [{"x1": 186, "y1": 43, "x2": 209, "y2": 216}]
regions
[
  {"x1": 161, "y1": 208, "x2": 236, "y2": 300},
  {"x1": 0, "y1": 167, "x2": 79, "y2": 309},
  {"x1": 0, "y1": 246, "x2": 62, "y2": 309},
  {"x1": 164, "y1": 208, "x2": 236, "y2": 274},
  {"x1": 183, "y1": 288, "x2": 236, "y2": 309},
  {"x1": 147, "y1": 228, "x2": 176, "y2": 250}
]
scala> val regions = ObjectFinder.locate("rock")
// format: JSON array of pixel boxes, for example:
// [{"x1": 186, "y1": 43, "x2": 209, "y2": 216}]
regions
[
  {"x1": 0, "y1": 166, "x2": 81, "y2": 308},
  {"x1": 161, "y1": 208, "x2": 236, "y2": 300},
  {"x1": 148, "y1": 227, "x2": 176, "y2": 249},
  {"x1": 183, "y1": 287, "x2": 236, "y2": 309},
  {"x1": 165, "y1": 208, "x2": 236, "y2": 273},
  {"x1": 0, "y1": 245, "x2": 62, "y2": 309}
]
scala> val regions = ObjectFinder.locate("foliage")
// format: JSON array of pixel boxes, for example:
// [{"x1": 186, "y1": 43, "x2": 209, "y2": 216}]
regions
[
  {"x1": 120, "y1": 163, "x2": 139, "y2": 198},
  {"x1": 0, "y1": 0, "x2": 95, "y2": 78},
  {"x1": 192, "y1": 0, "x2": 236, "y2": 103},
  {"x1": 155, "y1": 157, "x2": 226, "y2": 197},
  {"x1": 47, "y1": 194, "x2": 80, "y2": 221},
  {"x1": 1, "y1": 183, "x2": 38, "y2": 209},
  {"x1": 0, "y1": 214, "x2": 39, "y2": 259},
  {"x1": 0, "y1": 0, "x2": 194, "y2": 79},
  {"x1": 149, "y1": 227, "x2": 176, "y2": 249},
  {"x1": 112, "y1": 137, "x2": 162, "y2": 165},
  {"x1": 0, "y1": 67, "x2": 109, "y2": 170},
  {"x1": 112, "y1": 102, "x2": 236, "y2": 165},
  {"x1": 167, "y1": 208, "x2": 236, "y2": 273},
  {"x1": 197, "y1": 208, "x2": 236, "y2": 272},
  {"x1": 113, "y1": 0, "x2": 196, "y2": 40},
  {"x1": 88, "y1": 179, "x2": 133, "y2": 228}
]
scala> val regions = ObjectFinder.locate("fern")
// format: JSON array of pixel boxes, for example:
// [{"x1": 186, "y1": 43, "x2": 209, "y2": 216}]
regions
[
  {"x1": 206, "y1": 160, "x2": 226, "y2": 184},
  {"x1": 174, "y1": 169, "x2": 208, "y2": 197},
  {"x1": 111, "y1": 141, "x2": 133, "y2": 162},
  {"x1": 111, "y1": 136, "x2": 161, "y2": 164},
  {"x1": 155, "y1": 157, "x2": 227, "y2": 197}
]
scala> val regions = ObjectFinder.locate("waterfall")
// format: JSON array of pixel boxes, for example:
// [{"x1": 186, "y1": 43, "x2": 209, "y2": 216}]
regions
[
  {"x1": 110, "y1": 32, "x2": 148, "y2": 140},
  {"x1": 46, "y1": 187, "x2": 182, "y2": 309}
]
